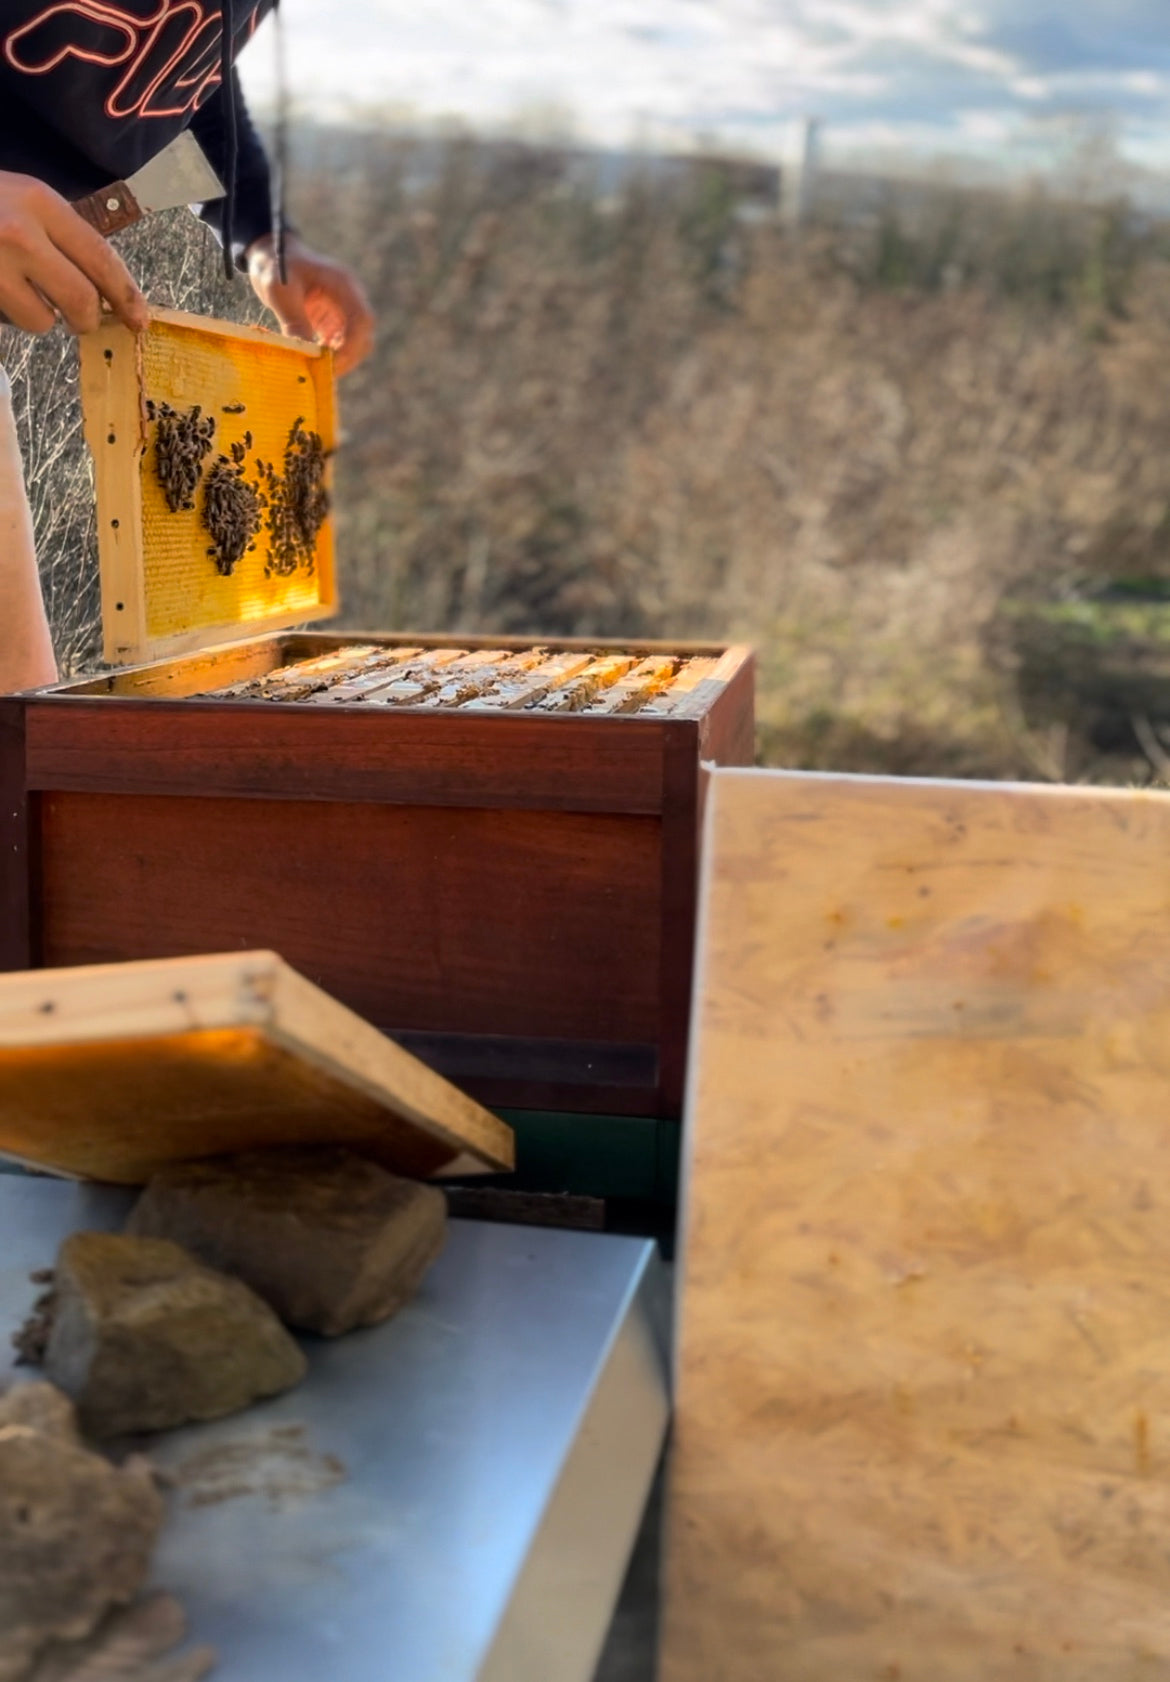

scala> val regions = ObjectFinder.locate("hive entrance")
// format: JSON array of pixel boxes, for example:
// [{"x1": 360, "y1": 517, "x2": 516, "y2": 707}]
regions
[{"x1": 198, "y1": 645, "x2": 723, "y2": 715}]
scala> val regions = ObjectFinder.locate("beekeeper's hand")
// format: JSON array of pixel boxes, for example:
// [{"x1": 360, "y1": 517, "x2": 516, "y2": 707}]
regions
[
  {"x1": 246, "y1": 232, "x2": 375, "y2": 376},
  {"x1": 0, "y1": 171, "x2": 148, "y2": 334}
]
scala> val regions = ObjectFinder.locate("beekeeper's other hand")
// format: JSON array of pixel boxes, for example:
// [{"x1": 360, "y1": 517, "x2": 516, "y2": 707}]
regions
[{"x1": 246, "y1": 232, "x2": 375, "y2": 376}]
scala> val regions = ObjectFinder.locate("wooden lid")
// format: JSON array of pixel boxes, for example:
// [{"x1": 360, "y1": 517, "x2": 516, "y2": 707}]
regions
[
  {"x1": 80, "y1": 308, "x2": 339, "y2": 665},
  {"x1": 0, "y1": 951, "x2": 514, "y2": 1184}
]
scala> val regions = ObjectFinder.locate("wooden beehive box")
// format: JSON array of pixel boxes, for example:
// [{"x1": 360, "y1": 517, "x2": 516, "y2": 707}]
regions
[{"x1": 0, "y1": 311, "x2": 755, "y2": 1120}]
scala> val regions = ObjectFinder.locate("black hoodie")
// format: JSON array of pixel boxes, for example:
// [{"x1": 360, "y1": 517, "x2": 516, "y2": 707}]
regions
[{"x1": 0, "y1": 1, "x2": 275, "y2": 264}]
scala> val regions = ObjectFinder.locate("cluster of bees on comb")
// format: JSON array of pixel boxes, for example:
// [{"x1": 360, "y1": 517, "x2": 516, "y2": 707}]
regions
[
  {"x1": 146, "y1": 399, "x2": 330, "y2": 580},
  {"x1": 203, "y1": 436, "x2": 263, "y2": 576},
  {"x1": 264, "y1": 422, "x2": 331, "y2": 579},
  {"x1": 147, "y1": 400, "x2": 215, "y2": 514}
]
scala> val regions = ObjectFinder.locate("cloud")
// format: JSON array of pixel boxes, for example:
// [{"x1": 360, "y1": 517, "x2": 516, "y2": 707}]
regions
[{"x1": 239, "y1": 0, "x2": 1170, "y2": 167}]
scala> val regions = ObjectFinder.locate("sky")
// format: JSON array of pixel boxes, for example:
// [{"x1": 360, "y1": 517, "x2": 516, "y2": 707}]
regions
[{"x1": 239, "y1": 0, "x2": 1170, "y2": 174}]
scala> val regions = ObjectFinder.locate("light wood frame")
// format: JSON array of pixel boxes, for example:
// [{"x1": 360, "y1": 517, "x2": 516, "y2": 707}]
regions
[{"x1": 79, "y1": 307, "x2": 338, "y2": 665}]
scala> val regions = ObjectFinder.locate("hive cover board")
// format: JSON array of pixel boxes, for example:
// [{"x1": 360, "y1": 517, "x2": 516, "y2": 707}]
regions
[
  {"x1": 80, "y1": 308, "x2": 338, "y2": 664},
  {"x1": 662, "y1": 768, "x2": 1170, "y2": 1682},
  {"x1": 0, "y1": 951, "x2": 513, "y2": 1184}
]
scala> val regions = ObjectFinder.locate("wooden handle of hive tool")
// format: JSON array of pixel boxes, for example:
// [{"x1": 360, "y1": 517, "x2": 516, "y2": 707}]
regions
[{"x1": 71, "y1": 182, "x2": 145, "y2": 239}]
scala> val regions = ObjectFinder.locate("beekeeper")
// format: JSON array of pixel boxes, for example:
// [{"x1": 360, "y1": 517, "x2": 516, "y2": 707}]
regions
[{"x1": 0, "y1": 0, "x2": 374, "y2": 692}]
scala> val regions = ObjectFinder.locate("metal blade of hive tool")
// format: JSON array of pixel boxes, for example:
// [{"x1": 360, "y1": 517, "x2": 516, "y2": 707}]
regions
[
  {"x1": 126, "y1": 131, "x2": 225, "y2": 213},
  {"x1": 72, "y1": 133, "x2": 225, "y2": 238}
]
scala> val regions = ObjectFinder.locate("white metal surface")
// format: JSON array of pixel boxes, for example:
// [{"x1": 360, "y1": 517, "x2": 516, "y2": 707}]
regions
[{"x1": 0, "y1": 1177, "x2": 669, "y2": 1682}]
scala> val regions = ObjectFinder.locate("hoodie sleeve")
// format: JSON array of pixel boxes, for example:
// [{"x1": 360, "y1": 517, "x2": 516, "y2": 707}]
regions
[{"x1": 188, "y1": 71, "x2": 275, "y2": 268}]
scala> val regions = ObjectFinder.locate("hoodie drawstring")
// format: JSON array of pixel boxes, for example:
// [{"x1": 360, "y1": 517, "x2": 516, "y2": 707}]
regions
[
  {"x1": 273, "y1": 0, "x2": 289, "y2": 283},
  {"x1": 218, "y1": 0, "x2": 238, "y2": 279}
]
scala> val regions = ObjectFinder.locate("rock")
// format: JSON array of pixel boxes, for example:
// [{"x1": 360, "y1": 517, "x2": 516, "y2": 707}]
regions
[
  {"x1": 0, "y1": 1377, "x2": 79, "y2": 1442},
  {"x1": 13, "y1": 1271, "x2": 58, "y2": 1369},
  {"x1": 22, "y1": 1592, "x2": 217, "y2": 1682},
  {"x1": 126, "y1": 1148, "x2": 447, "y2": 1337},
  {"x1": 40, "y1": 1232, "x2": 307, "y2": 1439},
  {"x1": 0, "y1": 1383, "x2": 164, "y2": 1682}
]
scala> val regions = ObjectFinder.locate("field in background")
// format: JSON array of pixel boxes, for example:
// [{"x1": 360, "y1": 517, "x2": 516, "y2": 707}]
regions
[{"x1": 10, "y1": 132, "x2": 1170, "y2": 783}]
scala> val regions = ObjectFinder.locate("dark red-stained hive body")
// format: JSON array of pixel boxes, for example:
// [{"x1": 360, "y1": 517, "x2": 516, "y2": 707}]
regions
[{"x1": 0, "y1": 634, "x2": 755, "y2": 1119}]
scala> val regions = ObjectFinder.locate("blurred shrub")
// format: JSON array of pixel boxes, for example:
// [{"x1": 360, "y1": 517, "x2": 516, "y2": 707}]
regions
[{"x1": 841, "y1": 184, "x2": 1149, "y2": 317}]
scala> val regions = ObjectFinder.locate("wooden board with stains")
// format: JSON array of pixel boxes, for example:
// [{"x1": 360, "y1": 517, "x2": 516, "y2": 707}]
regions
[
  {"x1": 662, "y1": 768, "x2": 1170, "y2": 1682},
  {"x1": 0, "y1": 950, "x2": 513, "y2": 1184}
]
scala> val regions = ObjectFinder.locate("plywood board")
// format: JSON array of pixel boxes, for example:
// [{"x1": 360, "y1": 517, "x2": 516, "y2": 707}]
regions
[
  {"x1": 0, "y1": 951, "x2": 513, "y2": 1183},
  {"x1": 662, "y1": 769, "x2": 1170, "y2": 1682},
  {"x1": 80, "y1": 308, "x2": 337, "y2": 664}
]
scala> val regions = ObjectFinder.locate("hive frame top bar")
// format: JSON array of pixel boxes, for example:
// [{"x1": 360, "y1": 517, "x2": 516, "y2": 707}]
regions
[
  {"x1": 185, "y1": 641, "x2": 739, "y2": 718},
  {"x1": 80, "y1": 307, "x2": 339, "y2": 668},
  {"x1": 136, "y1": 307, "x2": 326, "y2": 355},
  {"x1": 34, "y1": 630, "x2": 754, "y2": 715}
]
